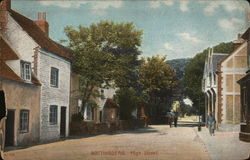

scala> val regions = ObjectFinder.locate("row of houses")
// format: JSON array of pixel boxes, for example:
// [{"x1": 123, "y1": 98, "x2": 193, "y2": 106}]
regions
[
  {"x1": 0, "y1": 0, "x2": 119, "y2": 147},
  {"x1": 202, "y1": 27, "x2": 250, "y2": 142}
]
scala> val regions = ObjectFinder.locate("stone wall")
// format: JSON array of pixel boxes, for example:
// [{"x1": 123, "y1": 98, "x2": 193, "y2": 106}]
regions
[
  {"x1": 39, "y1": 51, "x2": 71, "y2": 142},
  {"x1": 70, "y1": 120, "x2": 145, "y2": 136}
]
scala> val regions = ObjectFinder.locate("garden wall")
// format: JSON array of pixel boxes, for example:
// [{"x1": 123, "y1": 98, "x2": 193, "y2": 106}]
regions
[{"x1": 70, "y1": 120, "x2": 145, "y2": 136}]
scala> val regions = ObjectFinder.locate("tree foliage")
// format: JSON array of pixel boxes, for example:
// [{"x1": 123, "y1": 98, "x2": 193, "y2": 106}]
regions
[
  {"x1": 114, "y1": 87, "x2": 141, "y2": 120},
  {"x1": 138, "y1": 55, "x2": 178, "y2": 118},
  {"x1": 63, "y1": 20, "x2": 143, "y2": 111}
]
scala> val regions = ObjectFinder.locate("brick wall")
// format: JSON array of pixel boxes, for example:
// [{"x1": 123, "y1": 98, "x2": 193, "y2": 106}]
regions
[{"x1": 217, "y1": 64, "x2": 223, "y2": 124}]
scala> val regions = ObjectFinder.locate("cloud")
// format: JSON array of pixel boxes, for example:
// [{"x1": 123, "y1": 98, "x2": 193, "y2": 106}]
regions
[
  {"x1": 91, "y1": 1, "x2": 123, "y2": 15},
  {"x1": 39, "y1": 1, "x2": 123, "y2": 15},
  {"x1": 218, "y1": 18, "x2": 244, "y2": 31},
  {"x1": 204, "y1": 1, "x2": 243, "y2": 16},
  {"x1": 39, "y1": 1, "x2": 87, "y2": 8},
  {"x1": 149, "y1": 0, "x2": 174, "y2": 9},
  {"x1": 180, "y1": 1, "x2": 189, "y2": 12},
  {"x1": 163, "y1": 0, "x2": 174, "y2": 6},
  {"x1": 164, "y1": 42, "x2": 175, "y2": 51},
  {"x1": 150, "y1": 1, "x2": 161, "y2": 9},
  {"x1": 178, "y1": 32, "x2": 203, "y2": 44}
]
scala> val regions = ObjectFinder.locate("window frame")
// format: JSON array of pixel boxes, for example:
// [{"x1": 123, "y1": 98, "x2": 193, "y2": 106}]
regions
[
  {"x1": 49, "y1": 105, "x2": 58, "y2": 125},
  {"x1": 50, "y1": 67, "x2": 59, "y2": 88},
  {"x1": 20, "y1": 110, "x2": 29, "y2": 133},
  {"x1": 20, "y1": 61, "x2": 31, "y2": 81}
]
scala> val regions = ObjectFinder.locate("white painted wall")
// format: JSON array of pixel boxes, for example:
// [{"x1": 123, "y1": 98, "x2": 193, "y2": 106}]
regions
[
  {"x1": 5, "y1": 15, "x2": 40, "y2": 77},
  {"x1": 39, "y1": 50, "x2": 71, "y2": 141}
]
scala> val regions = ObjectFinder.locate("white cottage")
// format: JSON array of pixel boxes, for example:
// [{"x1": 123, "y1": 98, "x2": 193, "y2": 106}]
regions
[{"x1": 2, "y1": 0, "x2": 71, "y2": 141}]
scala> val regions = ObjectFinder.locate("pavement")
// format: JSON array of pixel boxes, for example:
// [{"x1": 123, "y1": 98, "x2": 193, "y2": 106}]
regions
[{"x1": 196, "y1": 126, "x2": 250, "y2": 160}]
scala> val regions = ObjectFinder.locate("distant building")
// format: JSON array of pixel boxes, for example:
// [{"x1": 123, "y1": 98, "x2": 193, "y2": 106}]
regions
[
  {"x1": 1, "y1": 0, "x2": 72, "y2": 144},
  {"x1": 238, "y1": 27, "x2": 250, "y2": 142},
  {"x1": 217, "y1": 35, "x2": 247, "y2": 131}
]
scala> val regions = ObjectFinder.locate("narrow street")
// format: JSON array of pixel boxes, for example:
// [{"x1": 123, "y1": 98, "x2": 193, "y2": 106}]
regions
[{"x1": 4, "y1": 123, "x2": 211, "y2": 160}]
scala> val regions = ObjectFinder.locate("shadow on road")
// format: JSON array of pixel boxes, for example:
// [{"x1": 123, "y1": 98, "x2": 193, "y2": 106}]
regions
[{"x1": 176, "y1": 121, "x2": 205, "y2": 128}]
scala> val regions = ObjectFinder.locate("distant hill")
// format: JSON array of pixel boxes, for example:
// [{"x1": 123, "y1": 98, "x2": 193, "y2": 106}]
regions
[
  {"x1": 167, "y1": 58, "x2": 191, "y2": 100},
  {"x1": 167, "y1": 58, "x2": 190, "y2": 81}
]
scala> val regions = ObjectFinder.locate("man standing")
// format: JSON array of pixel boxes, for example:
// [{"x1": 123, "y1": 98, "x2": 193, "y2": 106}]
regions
[
  {"x1": 174, "y1": 112, "x2": 178, "y2": 127},
  {"x1": 207, "y1": 113, "x2": 216, "y2": 136}
]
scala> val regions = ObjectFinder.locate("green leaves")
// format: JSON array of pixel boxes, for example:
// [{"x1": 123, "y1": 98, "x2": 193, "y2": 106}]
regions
[
  {"x1": 63, "y1": 20, "x2": 143, "y2": 109},
  {"x1": 138, "y1": 55, "x2": 177, "y2": 95}
]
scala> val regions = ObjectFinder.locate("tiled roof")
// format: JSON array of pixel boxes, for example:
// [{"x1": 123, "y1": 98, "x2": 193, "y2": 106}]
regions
[
  {"x1": 0, "y1": 37, "x2": 18, "y2": 60},
  {"x1": 0, "y1": 62, "x2": 24, "y2": 83},
  {"x1": 9, "y1": 10, "x2": 72, "y2": 60},
  {"x1": 212, "y1": 53, "x2": 228, "y2": 72},
  {"x1": 0, "y1": 36, "x2": 41, "y2": 86}
]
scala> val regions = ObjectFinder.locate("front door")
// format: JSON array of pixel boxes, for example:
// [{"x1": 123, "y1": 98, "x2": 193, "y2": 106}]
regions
[
  {"x1": 60, "y1": 107, "x2": 66, "y2": 137},
  {"x1": 5, "y1": 110, "x2": 15, "y2": 146}
]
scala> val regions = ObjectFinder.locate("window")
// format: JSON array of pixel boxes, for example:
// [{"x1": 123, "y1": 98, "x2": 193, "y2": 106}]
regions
[
  {"x1": 21, "y1": 61, "x2": 31, "y2": 81},
  {"x1": 49, "y1": 105, "x2": 58, "y2": 125},
  {"x1": 20, "y1": 110, "x2": 29, "y2": 133},
  {"x1": 50, "y1": 67, "x2": 59, "y2": 87}
]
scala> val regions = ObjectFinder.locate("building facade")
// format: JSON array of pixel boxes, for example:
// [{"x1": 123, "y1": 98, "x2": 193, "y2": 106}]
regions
[
  {"x1": 216, "y1": 36, "x2": 247, "y2": 131},
  {"x1": 202, "y1": 49, "x2": 228, "y2": 126},
  {"x1": 1, "y1": 0, "x2": 72, "y2": 142},
  {"x1": 0, "y1": 34, "x2": 41, "y2": 146},
  {"x1": 238, "y1": 28, "x2": 250, "y2": 142}
]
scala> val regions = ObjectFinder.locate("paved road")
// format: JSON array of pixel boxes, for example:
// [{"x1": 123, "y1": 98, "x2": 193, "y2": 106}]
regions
[{"x1": 5, "y1": 125, "x2": 210, "y2": 160}]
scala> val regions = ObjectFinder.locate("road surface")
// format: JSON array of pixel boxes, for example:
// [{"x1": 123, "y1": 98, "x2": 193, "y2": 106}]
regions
[{"x1": 4, "y1": 124, "x2": 210, "y2": 160}]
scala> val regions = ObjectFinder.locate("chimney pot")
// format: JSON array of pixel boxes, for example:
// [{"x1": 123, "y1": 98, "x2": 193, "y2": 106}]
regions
[{"x1": 35, "y1": 12, "x2": 49, "y2": 37}]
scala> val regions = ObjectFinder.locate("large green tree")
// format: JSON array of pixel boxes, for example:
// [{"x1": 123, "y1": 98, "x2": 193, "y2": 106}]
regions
[
  {"x1": 63, "y1": 20, "x2": 143, "y2": 112},
  {"x1": 184, "y1": 41, "x2": 234, "y2": 115},
  {"x1": 138, "y1": 55, "x2": 177, "y2": 118}
]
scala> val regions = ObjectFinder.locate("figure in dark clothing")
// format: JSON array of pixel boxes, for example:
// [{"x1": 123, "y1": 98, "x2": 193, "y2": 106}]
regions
[
  {"x1": 166, "y1": 112, "x2": 174, "y2": 128},
  {"x1": 174, "y1": 112, "x2": 178, "y2": 127},
  {"x1": 207, "y1": 113, "x2": 216, "y2": 136}
]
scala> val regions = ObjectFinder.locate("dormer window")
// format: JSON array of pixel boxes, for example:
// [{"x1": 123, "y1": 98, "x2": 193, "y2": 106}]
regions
[{"x1": 21, "y1": 61, "x2": 31, "y2": 81}]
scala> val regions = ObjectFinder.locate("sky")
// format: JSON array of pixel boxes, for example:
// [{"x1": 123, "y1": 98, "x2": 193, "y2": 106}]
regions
[{"x1": 12, "y1": 0, "x2": 250, "y2": 60}]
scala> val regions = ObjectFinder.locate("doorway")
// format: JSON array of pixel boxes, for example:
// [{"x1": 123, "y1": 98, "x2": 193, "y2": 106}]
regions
[
  {"x1": 5, "y1": 110, "x2": 15, "y2": 146},
  {"x1": 60, "y1": 107, "x2": 66, "y2": 137}
]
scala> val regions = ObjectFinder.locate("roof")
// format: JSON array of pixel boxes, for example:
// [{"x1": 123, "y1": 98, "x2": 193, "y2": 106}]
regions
[
  {"x1": 9, "y1": 10, "x2": 72, "y2": 60},
  {"x1": 212, "y1": 53, "x2": 228, "y2": 72},
  {"x1": 242, "y1": 27, "x2": 250, "y2": 40},
  {"x1": 0, "y1": 37, "x2": 19, "y2": 60},
  {"x1": 0, "y1": 36, "x2": 41, "y2": 86}
]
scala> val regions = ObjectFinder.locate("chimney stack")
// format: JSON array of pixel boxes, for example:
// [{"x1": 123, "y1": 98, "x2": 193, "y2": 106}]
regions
[
  {"x1": 233, "y1": 33, "x2": 244, "y2": 51},
  {"x1": 35, "y1": 12, "x2": 49, "y2": 37},
  {"x1": 0, "y1": 0, "x2": 10, "y2": 33}
]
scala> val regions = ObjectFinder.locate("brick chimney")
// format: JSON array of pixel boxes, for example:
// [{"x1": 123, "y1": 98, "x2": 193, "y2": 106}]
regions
[
  {"x1": 233, "y1": 33, "x2": 244, "y2": 51},
  {"x1": 0, "y1": 0, "x2": 10, "y2": 33},
  {"x1": 35, "y1": 12, "x2": 49, "y2": 37}
]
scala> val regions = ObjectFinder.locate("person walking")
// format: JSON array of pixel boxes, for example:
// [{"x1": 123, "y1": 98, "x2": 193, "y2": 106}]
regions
[
  {"x1": 174, "y1": 112, "x2": 178, "y2": 127},
  {"x1": 208, "y1": 113, "x2": 216, "y2": 136}
]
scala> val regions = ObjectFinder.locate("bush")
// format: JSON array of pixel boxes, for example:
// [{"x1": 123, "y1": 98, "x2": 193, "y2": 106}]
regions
[{"x1": 71, "y1": 113, "x2": 83, "y2": 122}]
